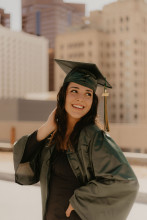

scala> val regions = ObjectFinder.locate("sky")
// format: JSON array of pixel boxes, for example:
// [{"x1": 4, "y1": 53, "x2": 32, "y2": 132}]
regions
[{"x1": 0, "y1": 0, "x2": 117, "y2": 31}]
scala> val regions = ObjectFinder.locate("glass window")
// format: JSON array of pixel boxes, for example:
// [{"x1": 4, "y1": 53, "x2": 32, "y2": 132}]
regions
[
  {"x1": 120, "y1": 113, "x2": 124, "y2": 119},
  {"x1": 120, "y1": 17, "x2": 123, "y2": 23}
]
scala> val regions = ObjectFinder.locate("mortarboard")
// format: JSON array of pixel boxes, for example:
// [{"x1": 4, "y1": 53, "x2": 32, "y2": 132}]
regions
[
  {"x1": 55, "y1": 59, "x2": 112, "y2": 132},
  {"x1": 54, "y1": 59, "x2": 112, "y2": 92}
]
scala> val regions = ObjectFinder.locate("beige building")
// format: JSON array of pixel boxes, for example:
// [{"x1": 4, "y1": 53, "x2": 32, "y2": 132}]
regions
[
  {"x1": 0, "y1": 25, "x2": 49, "y2": 98},
  {"x1": 55, "y1": 0, "x2": 147, "y2": 123}
]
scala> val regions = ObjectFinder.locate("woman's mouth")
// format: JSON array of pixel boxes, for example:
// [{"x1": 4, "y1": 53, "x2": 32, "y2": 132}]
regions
[{"x1": 72, "y1": 104, "x2": 84, "y2": 109}]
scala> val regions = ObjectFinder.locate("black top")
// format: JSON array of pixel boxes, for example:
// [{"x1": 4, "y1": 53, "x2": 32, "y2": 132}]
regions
[{"x1": 21, "y1": 131, "x2": 81, "y2": 220}]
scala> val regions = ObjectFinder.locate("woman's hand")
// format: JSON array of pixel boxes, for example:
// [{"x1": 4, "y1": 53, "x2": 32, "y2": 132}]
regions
[
  {"x1": 37, "y1": 107, "x2": 57, "y2": 141},
  {"x1": 66, "y1": 203, "x2": 74, "y2": 217},
  {"x1": 46, "y1": 107, "x2": 57, "y2": 130}
]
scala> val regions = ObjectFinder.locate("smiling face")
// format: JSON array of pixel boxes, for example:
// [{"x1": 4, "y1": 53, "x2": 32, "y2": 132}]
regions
[{"x1": 65, "y1": 82, "x2": 93, "y2": 125}]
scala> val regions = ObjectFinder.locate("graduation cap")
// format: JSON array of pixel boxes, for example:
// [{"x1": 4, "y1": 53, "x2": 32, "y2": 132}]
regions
[
  {"x1": 55, "y1": 59, "x2": 112, "y2": 131},
  {"x1": 55, "y1": 59, "x2": 112, "y2": 92}
]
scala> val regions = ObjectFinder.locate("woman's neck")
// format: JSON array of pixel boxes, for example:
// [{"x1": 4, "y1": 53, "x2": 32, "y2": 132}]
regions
[
  {"x1": 61, "y1": 117, "x2": 79, "y2": 150},
  {"x1": 66, "y1": 116, "x2": 79, "y2": 135}
]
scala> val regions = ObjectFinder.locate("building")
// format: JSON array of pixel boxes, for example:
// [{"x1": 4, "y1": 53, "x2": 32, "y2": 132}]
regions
[
  {"x1": 0, "y1": 25, "x2": 49, "y2": 99},
  {"x1": 0, "y1": 8, "x2": 10, "y2": 28},
  {"x1": 0, "y1": 98, "x2": 56, "y2": 122},
  {"x1": 55, "y1": 0, "x2": 147, "y2": 123},
  {"x1": 22, "y1": 0, "x2": 85, "y2": 90},
  {"x1": 22, "y1": 0, "x2": 85, "y2": 48}
]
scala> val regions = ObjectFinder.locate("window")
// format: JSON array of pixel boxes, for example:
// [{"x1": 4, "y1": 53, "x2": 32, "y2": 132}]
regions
[
  {"x1": 134, "y1": 49, "x2": 138, "y2": 55},
  {"x1": 134, "y1": 82, "x2": 138, "y2": 87},
  {"x1": 134, "y1": 39, "x2": 138, "y2": 44},
  {"x1": 88, "y1": 41, "x2": 92, "y2": 45},
  {"x1": 120, "y1": 51, "x2": 123, "y2": 57},
  {"x1": 134, "y1": 71, "x2": 138, "y2": 76},
  {"x1": 120, "y1": 113, "x2": 124, "y2": 119},
  {"x1": 120, "y1": 104, "x2": 123, "y2": 108},
  {"x1": 88, "y1": 51, "x2": 92, "y2": 57},
  {"x1": 134, "y1": 92, "x2": 138, "y2": 97},
  {"x1": 134, "y1": 114, "x2": 138, "y2": 119},
  {"x1": 120, "y1": 41, "x2": 123, "y2": 46},
  {"x1": 120, "y1": 62, "x2": 123, "y2": 67},
  {"x1": 120, "y1": 82, "x2": 123, "y2": 88},
  {"x1": 111, "y1": 114, "x2": 116, "y2": 120},
  {"x1": 134, "y1": 60, "x2": 138, "y2": 65},
  {"x1": 120, "y1": 17, "x2": 123, "y2": 23},
  {"x1": 120, "y1": 93, "x2": 123, "y2": 98},
  {"x1": 112, "y1": 103, "x2": 116, "y2": 108},
  {"x1": 120, "y1": 72, "x2": 123, "y2": 77}
]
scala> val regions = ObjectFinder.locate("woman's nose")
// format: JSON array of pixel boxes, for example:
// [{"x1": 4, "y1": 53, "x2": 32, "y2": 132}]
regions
[{"x1": 76, "y1": 94, "x2": 84, "y2": 101}]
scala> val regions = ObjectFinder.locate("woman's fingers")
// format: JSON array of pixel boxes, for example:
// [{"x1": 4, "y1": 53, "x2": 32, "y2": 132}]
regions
[{"x1": 65, "y1": 203, "x2": 74, "y2": 217}]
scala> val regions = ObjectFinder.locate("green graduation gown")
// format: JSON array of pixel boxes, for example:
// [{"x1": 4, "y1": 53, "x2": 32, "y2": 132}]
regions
[{"x1": 13, "y1": 124, "x2": 139, "y2": 220}]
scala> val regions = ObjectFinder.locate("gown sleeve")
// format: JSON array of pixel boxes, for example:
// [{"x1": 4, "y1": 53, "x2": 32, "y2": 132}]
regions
[
  {"x1": 13, "y1": 131, "x2": 47, "y2": 185},
  {"x1": 69, "y1": 130, "x2": 139, "y2": 220}
]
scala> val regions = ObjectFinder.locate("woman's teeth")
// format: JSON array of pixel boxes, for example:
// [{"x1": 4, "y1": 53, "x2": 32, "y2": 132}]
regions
[{"x1": 72, "y1": 104, "x2": 84, "y2": 109}]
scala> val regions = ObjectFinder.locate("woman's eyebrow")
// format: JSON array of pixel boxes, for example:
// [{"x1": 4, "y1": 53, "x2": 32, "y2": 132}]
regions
[
  {"x1": 69, "y1": 86, "x2": 79, "y2": 89},
  {"x1": 69, "y1": 86, "x2": 93, "y2": 93}
]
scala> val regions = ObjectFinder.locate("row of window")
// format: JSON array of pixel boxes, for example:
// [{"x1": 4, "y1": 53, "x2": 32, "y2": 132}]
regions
[
  {"x1": 100, "y1": 60, "x2": 141, "y2": 68},
  {"x1": 100, "y1": 49, "x2": 143, "y2": 58},
  {"x1": 60, "y1": 41, "x2": 92, "y2": 49},
  {"x1": 100, "y1": 39, "x2": 147, "y2": 48},
  {"x1": 110, "y1": 92, "x2": 139, "y2": 99},
  {"x1": 111, "y1": 113, "x2": 138, "y2": 121},
  {"x1": 111, "y1": 103, "x2": 138, "y2": 109},
  {"x1": 107, "y1": 16, "x2": 130, "y2": 25}
]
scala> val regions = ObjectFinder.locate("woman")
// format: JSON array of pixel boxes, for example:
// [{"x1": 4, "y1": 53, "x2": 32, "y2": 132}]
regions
[{"x1": 13, "y1": 59, "x2": 139, "y2": 220}]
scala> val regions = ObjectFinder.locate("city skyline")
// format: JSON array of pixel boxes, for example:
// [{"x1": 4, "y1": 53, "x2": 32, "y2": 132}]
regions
[{"x1": 0, "y1": 0, "x2": 117, "y2": 31}]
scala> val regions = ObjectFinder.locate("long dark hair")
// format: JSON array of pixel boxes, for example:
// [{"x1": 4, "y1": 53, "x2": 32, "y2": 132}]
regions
[{"x1": 50, "y1": 82, "x2": 99, "y2": 150}]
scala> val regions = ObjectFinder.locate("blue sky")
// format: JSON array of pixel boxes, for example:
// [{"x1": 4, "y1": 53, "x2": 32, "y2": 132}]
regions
[{"x1": 0, "y1": 0, "x2": 117, "y2": 31}]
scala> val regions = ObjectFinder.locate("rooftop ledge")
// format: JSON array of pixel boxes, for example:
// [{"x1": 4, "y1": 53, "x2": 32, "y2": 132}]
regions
[
  {"x1": 0, "y1": 143, "x2": 147, "y2": 165},
  {"x1": 124, "y1": 152, "x2": 147, "y2": 166}
]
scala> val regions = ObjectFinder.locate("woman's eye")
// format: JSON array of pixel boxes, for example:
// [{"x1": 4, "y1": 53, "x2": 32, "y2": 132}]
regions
[
  {"x1": 71, "y1": 90, "x2": 77, "y2": 93},
  {"x1": 86, "y1": 93, "x2": 92, "y2": 97}
]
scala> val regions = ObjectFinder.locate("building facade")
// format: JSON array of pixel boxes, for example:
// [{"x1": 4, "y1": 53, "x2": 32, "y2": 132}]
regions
[
  {"x1": 0, "y1": 25, "x2": 49, "y2": 99},
  {"x1": 22, "y1": 0, "x2": 85, "y2": 91},
  {"x1": 22, "y1": 0, "x2": 85, "y2": 48},
  {"x1": 0, "y1": 8, "x2": 10, "y2": 28},
  {"x1": 55, "y1": 0, "x2": 147, "y2": 123}
]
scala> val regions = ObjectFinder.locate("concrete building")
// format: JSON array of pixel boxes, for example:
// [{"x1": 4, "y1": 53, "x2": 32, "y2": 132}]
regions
[
  {"x1": 0, "y1": 99, "x2": 56, "y2": 122},
  {"x1": 0, "y1": 25, "x2": 49, "y2": 98},
  {"x1": 0, "y1": 98, "x2": 56, "y2": 143},
  {"x1": 0, "y1": 8, "x2": 10, "y2": 28},
  {"x1": 55, "y1": 0, "x2": 147, "y2": 123}
]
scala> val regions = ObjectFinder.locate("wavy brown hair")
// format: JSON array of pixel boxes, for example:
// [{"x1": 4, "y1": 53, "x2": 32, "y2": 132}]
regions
[{"x1": 50, "y1": 82, "x2": 99, "y2": 150}]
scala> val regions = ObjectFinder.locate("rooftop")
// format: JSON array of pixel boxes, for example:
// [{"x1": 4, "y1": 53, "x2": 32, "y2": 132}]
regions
[{"x1": 0, "y1": 150, "x2": 147, "y2": 220}]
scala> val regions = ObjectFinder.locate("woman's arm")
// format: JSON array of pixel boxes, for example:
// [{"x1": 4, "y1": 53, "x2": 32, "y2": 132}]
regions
[
  {"x1": 37, "y1": 108, "x2": 57, "y2": 141},
  {"x1": 69, "y1": 129, "x2": 139, "y2": 220},
  {"x1": 13, "y1": 108, "x2": 57, "y2": 185},
  {"x1": 21, "y1": 108, "x2": 57, "y2": 163}
]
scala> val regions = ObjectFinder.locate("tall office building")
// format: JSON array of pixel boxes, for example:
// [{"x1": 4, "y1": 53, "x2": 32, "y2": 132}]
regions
[
  {"x1": 0, "y1": 25, "x2": 49, "y2": 99},
  {"x1": 22, "y1": 0, "x2": 85, "y2": 91},
  {"x1": 22, "y1": 0, "x2": 85, "y2": 48},
  {"x1": 55, "y1": 0, "x2": 147, "y2": 123},
  {"x1": 0, "y1": 8, "x2": 10, "y2": 28}
]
